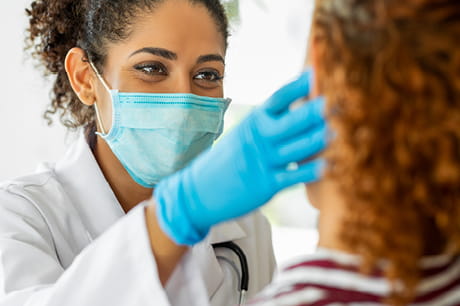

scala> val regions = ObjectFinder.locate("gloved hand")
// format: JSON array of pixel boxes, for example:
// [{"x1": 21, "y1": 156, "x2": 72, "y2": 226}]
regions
[{"x1": 154, "y1": 70, "x2": 327, "y2": 245}]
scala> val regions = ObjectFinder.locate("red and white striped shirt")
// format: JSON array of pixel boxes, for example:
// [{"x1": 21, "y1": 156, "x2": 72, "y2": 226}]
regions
[{"x1": 249, "y1": 248, "x2": 460, "y2": 306}]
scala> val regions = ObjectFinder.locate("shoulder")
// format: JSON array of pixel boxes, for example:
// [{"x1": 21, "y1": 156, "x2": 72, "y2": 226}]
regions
[
  {"x1": 0, "y1": 165, "x2": 56, "y2": 190},
  {"x1": 0, "y1": 168, "x2": 60, "y2": 250},
  {"x1": 250, "y1": 251, "x2": 388, "y2": 306},
  {"x1": 0, "y1": 165, "x2": 92, "y2": 265},
  {"x1": 247, "y1": 254, "x2": 337, "y2": 306},
  {"x1": 0, "y1": 166, "x2": 58, "y2": 215},
  {"x1": 0, "y1": 164, "x2": 72, "y2": 235}
]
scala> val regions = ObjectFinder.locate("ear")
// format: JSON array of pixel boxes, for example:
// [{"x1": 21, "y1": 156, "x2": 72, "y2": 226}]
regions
[{"x1": 65, "y1": 47, "x2": 96, "y2": 106}]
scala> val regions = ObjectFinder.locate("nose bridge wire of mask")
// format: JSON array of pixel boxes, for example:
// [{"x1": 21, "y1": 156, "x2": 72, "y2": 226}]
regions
[
  {"x1": 212, "y1": 241, "x2": 249, "y2": 305},
  {"x1": 89, "y1": 60, "x2": 110, "y2": 135}
]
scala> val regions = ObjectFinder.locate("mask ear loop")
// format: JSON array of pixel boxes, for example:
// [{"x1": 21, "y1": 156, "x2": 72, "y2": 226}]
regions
[
  {"x1": 88, "y1": 60, "x2": 111, "y2": 135},
  {"x1": 93, "y1": 99, "x2": 107, "y2": 135}
]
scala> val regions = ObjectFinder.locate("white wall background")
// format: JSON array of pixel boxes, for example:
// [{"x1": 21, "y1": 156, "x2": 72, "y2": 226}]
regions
[
  {"x1": 0, "y1": 0, "x2": 69, "y2": 181},
  {"x1": 0, "y1": 0, "x2": 319, "y2": 263}
]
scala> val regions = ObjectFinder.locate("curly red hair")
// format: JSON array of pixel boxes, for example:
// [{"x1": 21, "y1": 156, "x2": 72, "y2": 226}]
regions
[{"x1": 312, "y1": 0, "x2": 460, "y2": 304}]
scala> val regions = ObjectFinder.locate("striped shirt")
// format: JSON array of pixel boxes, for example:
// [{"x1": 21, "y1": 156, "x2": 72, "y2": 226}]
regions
[{"x1": 248, "y1": 248, "x2": 460, "y2": 306}]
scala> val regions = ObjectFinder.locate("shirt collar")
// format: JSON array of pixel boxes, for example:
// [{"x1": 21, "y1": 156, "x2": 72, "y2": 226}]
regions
[{"x1": 54, "y1": 132, "x2": 125, "y2": 240}]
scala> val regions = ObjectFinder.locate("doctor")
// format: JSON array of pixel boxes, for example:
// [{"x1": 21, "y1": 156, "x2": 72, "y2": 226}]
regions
[
  {"x1": 0, "y1": 0, "x2": 279, "y2": 305},
  {"x1": 0, "y1": 0, "x2": 326, "y2": 305}
]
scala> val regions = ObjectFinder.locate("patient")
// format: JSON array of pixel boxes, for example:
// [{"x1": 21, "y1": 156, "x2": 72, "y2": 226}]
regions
[{"x1": 249, "y1": 0, "x2": 460, "y2": 305}]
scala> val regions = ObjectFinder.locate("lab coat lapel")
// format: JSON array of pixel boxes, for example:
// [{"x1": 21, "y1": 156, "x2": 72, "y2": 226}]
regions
[
  {"x1": 199, "y1": 220, "x2": 247, "y2": 299},
  {"x1": 207, "y1": 220, "x2": 246, "y2": 245},
  {"x1": 54, "y1": 133, "x2": 125, "y2": 240}
]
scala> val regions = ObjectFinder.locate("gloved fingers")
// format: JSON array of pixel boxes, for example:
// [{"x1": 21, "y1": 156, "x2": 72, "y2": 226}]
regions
[
  {"x1": 269, "y1": 97, "x2": 326, "y2": 141},
  {"x1": 263, "y1": 70, "x2": 313, "y2": 116},
  {"x1": 270, "y1": 124, "x2": 328, "y2": 167},
  {"x1": 275, "y1": 158, "x2": 326, "y2": 188}
]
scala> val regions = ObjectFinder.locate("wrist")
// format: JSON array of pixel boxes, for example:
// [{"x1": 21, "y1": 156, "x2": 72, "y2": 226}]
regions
[
  {"x1": 145, "y1": 204, "x2": 186, "y2": 254},
  {"x1": 154, "y1": 170, "x2": 210, "y2": 245},
  {"x1": 144, "y1": 203, "x2": 188, "y2": 285}
]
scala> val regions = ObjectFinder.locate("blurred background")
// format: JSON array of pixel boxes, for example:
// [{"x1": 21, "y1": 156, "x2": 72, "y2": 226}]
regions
[{"x1": 0, "y1": 0, "x2": 318, "y2": 266}]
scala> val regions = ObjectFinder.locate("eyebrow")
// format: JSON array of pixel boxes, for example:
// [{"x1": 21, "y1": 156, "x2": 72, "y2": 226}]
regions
[
  {"x1": 197, "y1": 54, "x2": 225, "y2": 65},
  {"x1": 129, "y1": 47, "x2": 224, "y2": 65},
  {"x1": 129, "y1": 47, "x2": 178, "y2": 60}
]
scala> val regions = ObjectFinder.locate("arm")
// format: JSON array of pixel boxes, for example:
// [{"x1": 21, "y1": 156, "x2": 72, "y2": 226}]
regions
[
  {"x1": 0, "y1": 190, "x2": 171, "y2": 306},
  {"x1": 144, "y1": 203, "x2": 187, "y2": 286}
]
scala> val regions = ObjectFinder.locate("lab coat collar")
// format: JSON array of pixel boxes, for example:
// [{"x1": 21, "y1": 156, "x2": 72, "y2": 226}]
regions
[
  {"x1": 206, "y1": 220, "x2": 247, "y2": 245},
  {"x1": 54, "y1": 132, "x2": 125, "y2": 240}
]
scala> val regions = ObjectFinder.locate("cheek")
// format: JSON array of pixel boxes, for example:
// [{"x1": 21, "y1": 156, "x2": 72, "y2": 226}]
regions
[{"x1": 192, "y1": 85, "x2": 224, "y2": 98}]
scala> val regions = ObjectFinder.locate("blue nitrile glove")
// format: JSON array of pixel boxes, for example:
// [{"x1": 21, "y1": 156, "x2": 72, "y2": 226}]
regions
[{"x1": 155, "y1": 70, "x2": 327, "y2": 245}]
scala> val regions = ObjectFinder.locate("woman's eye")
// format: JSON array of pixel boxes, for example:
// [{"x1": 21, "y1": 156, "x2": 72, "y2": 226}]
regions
[
  {"x1": 194, "y1": 70, "x2": 224, "y2": 83},
  {"x1": 134, "y1": 62, "x2": 167, "y2": 76}
]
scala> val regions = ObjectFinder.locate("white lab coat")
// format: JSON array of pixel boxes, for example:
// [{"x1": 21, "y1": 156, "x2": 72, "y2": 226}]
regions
[{"x1": 0, "y1": 134, "x2": 276, "y2": 306}]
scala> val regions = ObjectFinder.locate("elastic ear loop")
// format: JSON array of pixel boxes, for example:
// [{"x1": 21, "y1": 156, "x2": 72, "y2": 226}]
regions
[
  {"x1": 93, "y1": 101, "x2": 107, "y2": 135},
  {"x1": 88, "y1": 60, "x2": 111, "y2": 135}
]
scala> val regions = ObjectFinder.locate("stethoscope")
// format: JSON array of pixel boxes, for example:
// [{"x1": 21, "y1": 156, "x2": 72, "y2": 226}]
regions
[{"x1": 212, "y1": 241, "x2": 249, "y2": 305}]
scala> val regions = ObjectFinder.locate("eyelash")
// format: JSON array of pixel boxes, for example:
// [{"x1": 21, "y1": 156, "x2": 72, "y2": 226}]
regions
[
  {"x1": 134, "y1": 62, "x2": 167, "y2": 76},
  {"x1": 194, "y1": 70, "x2": 224, "y2": 82},
  {"x1": 133, "y1": 63, "x2": 224, "y2": 83}
]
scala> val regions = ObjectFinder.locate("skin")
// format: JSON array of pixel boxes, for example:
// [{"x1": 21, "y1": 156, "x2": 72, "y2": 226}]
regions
[
  {"x1": 304, "y1": 38, "x2": 349, "y2": 253},
  {"x1": 65, "y1": 0, "x2": 226, "y2": 285},
  {"x1": 306, "y1": 180, "x2": 348, "y2": 251}
]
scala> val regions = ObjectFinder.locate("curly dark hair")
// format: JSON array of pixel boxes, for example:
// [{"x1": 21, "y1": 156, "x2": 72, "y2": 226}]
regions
[
  {"x1": 313, "y1": 0, "x2": 460, "y2": 304},
  {"x1": 25, "y1": 0, "x2": 229, "y2": 130}
]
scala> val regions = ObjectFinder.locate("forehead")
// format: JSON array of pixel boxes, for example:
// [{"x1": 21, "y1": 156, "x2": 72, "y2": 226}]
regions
[{"x1": 113, "y1": 0, "x2": 226, "y2": 58}]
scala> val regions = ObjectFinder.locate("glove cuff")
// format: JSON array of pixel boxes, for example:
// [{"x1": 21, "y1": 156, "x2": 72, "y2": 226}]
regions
[{"x1": 154, "y1": 171, "x2": 209, "y2": 246}]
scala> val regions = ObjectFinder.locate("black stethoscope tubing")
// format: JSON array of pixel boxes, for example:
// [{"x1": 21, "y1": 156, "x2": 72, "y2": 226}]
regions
[{"x1": 212, "y1": 241, "x2": 249, "y2": 304}]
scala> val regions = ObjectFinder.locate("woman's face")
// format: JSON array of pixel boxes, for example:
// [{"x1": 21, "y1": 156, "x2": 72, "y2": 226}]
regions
[{"x1": 93, "y1": 0, "x2": 226, "y2": 131}]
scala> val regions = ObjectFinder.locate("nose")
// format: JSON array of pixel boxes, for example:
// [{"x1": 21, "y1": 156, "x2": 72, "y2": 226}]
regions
[{"x1": 171, "y1": 71, "x2": 192, "y2": 94}]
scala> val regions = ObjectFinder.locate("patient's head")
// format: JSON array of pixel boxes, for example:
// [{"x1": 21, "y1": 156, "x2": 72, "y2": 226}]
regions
[{"x1": 308, "y1": 0, "x2": 460, "y2": 303}]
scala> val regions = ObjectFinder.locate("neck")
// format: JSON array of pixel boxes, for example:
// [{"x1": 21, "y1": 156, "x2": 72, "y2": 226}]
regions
[
  {"x1": 311, "y1": 180, "x2": 350, "y2": 253},
  {"x1": 317, "y1": 205, "x2": 347, "y2": 252},
  {"x1": 93, "y1": 135, "x2": 153, "y2": 213}
]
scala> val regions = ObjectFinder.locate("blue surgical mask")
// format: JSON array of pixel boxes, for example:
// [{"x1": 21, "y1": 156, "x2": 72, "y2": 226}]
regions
[{"x1": 89, "y1": 62, "x2": 230, "y2": 188}]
